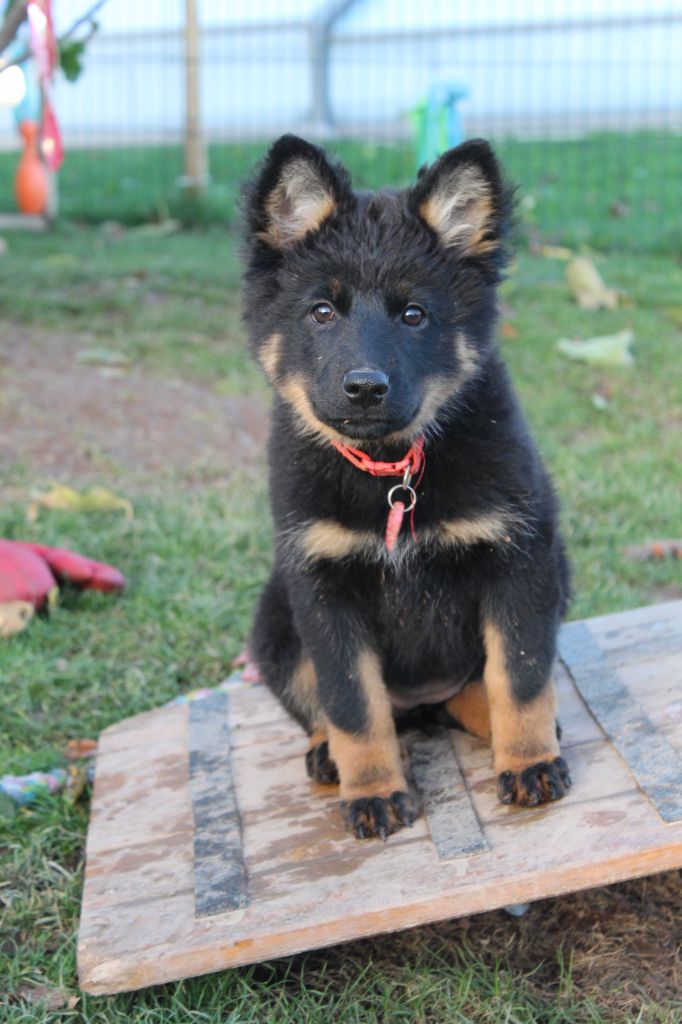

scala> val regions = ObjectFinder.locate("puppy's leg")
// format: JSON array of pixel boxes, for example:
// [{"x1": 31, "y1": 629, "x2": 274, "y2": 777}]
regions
[
  {"x1": 442, "y1": 679, "x2": 491, "y2": 739},
  {"x1": 443, "y1": 678, "x2": 562, "y2": 745},
  {"x1": 482, "y1": 619, "x2": 571, "y2": 806},
  {"x1": 251, "y1": 572, "x2": 336, "y2": 783},
  {"x1": 305, "y1": 720, "x2": 339, "y2": 786},
  {"x1": 252, "y1": 570, "x2": 412, "y2": 829},
  {"x1": 290, "y1": 578, "x2": 416, "y2": 838},
  {"x1": 326, "y1": 649, "x2": 417, "y2": 839}
]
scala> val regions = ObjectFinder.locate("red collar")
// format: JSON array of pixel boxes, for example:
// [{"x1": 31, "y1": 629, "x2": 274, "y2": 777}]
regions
[
  {"x1": 331, "y1": 437, "x2": 426, "y2": 552},
  {"x1": 331, "y1": 436, "x2": 425, "y2": 478}
]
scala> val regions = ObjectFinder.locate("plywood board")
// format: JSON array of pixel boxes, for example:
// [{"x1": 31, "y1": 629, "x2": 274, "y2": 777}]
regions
[{"x1": 78, "y1": 601, "x2": 682, "y2": 995}]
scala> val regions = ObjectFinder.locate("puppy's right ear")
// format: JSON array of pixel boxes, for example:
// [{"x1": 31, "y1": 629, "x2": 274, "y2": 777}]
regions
[{"x1": 245, "y1": 135, "x2": 352, "y2": 250}]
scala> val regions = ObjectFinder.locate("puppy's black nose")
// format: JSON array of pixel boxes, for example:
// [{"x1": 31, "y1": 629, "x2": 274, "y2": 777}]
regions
[{"x1": 343, "y1": 368, "x2": 389, "y2": 407}]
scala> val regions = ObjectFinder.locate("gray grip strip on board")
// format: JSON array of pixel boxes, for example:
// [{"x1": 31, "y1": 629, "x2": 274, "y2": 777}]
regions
[
  {"x1": 410, "y1": 729, "x2": 489, "y2": 859},
  {"x1": 189, "y1": 691, "x2": 249, "y2": 916}
]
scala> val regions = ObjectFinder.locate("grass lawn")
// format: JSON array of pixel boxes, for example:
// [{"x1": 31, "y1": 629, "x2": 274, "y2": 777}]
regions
[
  {"x1": 0, "y1": 131, "x2": 680, "y2": 254},
  {"x1": 1, "y1": 207, "x2": 681, "y2": 1021}
]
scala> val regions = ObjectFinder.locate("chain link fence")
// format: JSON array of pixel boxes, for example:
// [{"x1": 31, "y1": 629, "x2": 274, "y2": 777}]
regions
[{"x1": 0, "y1": 2, "x2": 680, "y2": 252}]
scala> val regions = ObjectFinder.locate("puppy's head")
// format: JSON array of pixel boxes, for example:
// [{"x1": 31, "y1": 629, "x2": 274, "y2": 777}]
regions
[{"x1": 243, "y1": 134, "x2": 512, "y2": 445}]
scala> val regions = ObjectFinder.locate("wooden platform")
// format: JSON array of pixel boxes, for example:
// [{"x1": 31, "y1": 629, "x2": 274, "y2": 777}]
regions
[{"x1": 78, "y1": 601, "x2": 682, "y2": 994}]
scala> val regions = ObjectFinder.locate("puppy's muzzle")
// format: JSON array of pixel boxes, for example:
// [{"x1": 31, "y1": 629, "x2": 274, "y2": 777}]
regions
[{"x1": 342, "y1": 368, "x2": 390, "y2": 409}]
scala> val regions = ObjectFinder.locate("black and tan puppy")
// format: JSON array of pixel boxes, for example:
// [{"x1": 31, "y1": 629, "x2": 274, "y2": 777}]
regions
[{"x1": 242, "y1": 134, "x2": 571, "y2": 840}]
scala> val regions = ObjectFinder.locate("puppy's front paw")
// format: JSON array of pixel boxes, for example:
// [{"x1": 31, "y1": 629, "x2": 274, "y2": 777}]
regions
[
  {"x1": 340, "y1": 790, "x2": 418, "y2": 841},
  {"x1": 305, "y1": 740, "x2": 339, "y2": 785},
  {"x1": 497, "y1": 756, "x2": 572, "y2": 807}
]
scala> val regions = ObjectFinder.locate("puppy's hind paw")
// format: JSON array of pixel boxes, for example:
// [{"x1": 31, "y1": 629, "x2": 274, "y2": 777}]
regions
[
  {"x1": 497, "y1": 756, "x2": 572, "y2": 807},
  {"x1": 340, "y1": 791, "x2": 419, "y2": 841},
  {"x1": 305, "y1": 740, "x2": 339, "y2": 785}
]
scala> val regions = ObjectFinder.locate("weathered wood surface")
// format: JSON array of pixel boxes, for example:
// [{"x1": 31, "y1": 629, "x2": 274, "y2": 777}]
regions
[
  {"x1": 558, "y1": 622, "x2": 682, "y2": 822},
  {"x1": 78, "y1": 601, "x2": 682, "y2": 995}
]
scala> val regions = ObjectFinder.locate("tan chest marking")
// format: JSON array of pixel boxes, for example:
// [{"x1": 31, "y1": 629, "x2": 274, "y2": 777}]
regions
[
  {"x1": 301, "y1": 520, "x2": 376, "y2": 561},
  {"x1": 437, "y1": 511, "x2": 516, "y2": 548},
  {"x1": 297, "y1": 509, "x2": 519, "y2": 563}
]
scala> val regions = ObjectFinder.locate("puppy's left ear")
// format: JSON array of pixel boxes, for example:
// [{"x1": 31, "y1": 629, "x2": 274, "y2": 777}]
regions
[
  {"x1": 409, "y1": 139, "x2": 511, "y2": 259},
  {"x1": 246, "y1": 134, "x2": 352, "y2": 250}
]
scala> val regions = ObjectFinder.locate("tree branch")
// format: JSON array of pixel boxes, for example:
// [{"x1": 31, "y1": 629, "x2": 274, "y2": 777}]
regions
[
  {"x1": 1, "y1": 0, "x2": 107, "y2": 69},
  {"x1": 61, "y1": 0, "x2": 107, "y2": 40},
  {"x1": 0, "y1": 0, "x2": 28, "y2": 58}
]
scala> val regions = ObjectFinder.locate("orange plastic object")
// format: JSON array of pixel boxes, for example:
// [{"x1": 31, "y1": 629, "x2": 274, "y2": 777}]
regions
[{"x1": 15, "y1": 120, "x2": 48, "y2": 215}]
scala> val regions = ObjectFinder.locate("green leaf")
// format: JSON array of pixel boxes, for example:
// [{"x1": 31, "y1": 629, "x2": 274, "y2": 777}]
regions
[{"x1": 59, "y1": 39, "x2": 86, "y2": 83}]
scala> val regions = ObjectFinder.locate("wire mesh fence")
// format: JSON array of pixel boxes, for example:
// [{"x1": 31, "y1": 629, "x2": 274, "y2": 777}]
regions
[{"x1": 0, "y1": 1, "x2": 680, "y2": 252}]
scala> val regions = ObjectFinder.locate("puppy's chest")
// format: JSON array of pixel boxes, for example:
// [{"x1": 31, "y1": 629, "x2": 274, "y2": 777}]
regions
[
  {"x1": 374, "y1": 559, "x2": 479, "y2": 636},
  {"x1": 367, "y1": 558, "x2": 485, "y2": 688}
]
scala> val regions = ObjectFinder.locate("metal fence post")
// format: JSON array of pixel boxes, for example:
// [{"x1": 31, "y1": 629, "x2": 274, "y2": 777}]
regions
[{"x1": 308, "y1": 0, "x2": 358, "y2": 136}]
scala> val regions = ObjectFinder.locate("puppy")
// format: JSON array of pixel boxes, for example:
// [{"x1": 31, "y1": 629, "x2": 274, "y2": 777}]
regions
[{"x1": 242, "y1": 135, "x2": 571, "y2": 840}]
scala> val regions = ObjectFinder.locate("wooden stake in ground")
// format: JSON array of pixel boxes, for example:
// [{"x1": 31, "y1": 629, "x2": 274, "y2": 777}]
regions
[{"x1": 182, "y1": 0, "x2": 208, "y2": 196}]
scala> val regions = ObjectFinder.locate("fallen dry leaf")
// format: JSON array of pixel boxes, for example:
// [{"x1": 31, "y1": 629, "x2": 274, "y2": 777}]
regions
[
  {"x1": 591, "y1": 393, "x2": 609, "y2": 411},
  {"x1": 129, "y1": 219, "x2": 181, "y2": 237},
  {"x1": 557, "y1": 329, "x2": 634, "y2": 368},
  {"x1": 624, "y1": 540, "x2": 682, "y2": 561},
  {"x1": 43, "y1": 252, "x2": 80, "y2": 271},
  {"x1": 65, "y1": 738, "x2": 98, "y2": 760},
  {"x1": 501, "y1": 322, "x2": 519, "y2": 340},
  {"x1": 540, "y1": 244, "x2": 573, "y2": 260},
  {"x1": 27, "y1": 484, "x2": 133, "y2": 522},
  {"x1": 16, "y1": 985, "x2": 77, "y2": 1010},
  {"x1": 76, "y1": 348, "x2": 132, "y2": 368},
  {"x1": 609, "y1": 200, "x2": 631, "y2": 219},
  {"x1": 566, "y1": 256, "x2": 619, "y2": 311},
  {"x1": 65, "y1": 763, "x2": 91, "y2": 803}
]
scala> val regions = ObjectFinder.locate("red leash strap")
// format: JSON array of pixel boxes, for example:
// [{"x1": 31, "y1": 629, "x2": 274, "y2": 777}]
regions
[{"x1": 332, "y1": 437, "x2": 426, "y2": 552}]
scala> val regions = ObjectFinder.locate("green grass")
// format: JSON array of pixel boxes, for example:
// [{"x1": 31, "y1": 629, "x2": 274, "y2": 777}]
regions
[
  {"x1": 0, "y1": 224, "x2": 680, "y2": 617},
  {"x1": 0, "y1": 223, "x2": 262, "y2": 395},
  {"x1": 1, "y1": 206, "x2": 681, "y2": 1022},
  {"x1": 0, "y1": 131, "x2": 680, "y2": 252}
]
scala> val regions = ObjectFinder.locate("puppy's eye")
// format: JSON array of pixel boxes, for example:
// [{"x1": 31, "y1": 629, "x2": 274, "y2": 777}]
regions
[
  {"x1": 311, "y1": 302, "x2": 335, "y2": 324},
  {"x1": 402, "y1": 304, "x2": 426, "y2": 327}
]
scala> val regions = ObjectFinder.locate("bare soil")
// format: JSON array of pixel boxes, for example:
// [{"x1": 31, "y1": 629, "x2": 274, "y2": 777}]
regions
[
  {"x1": 323, "y1": 869, "x2": 682, "y2": 1019},
  {"x1": 0, "y1": 325, "x2": 268, "y2": 489}
]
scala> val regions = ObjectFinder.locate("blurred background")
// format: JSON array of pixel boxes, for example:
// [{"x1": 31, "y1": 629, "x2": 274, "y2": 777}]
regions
[{"x1": 1, "y1": 0, "x2": 681, "y2": 252}]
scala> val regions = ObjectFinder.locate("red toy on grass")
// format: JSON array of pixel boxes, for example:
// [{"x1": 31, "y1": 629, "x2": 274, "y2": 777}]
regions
[{"x1": 0, "y1": 540, "x2": 125, "y2": 635}]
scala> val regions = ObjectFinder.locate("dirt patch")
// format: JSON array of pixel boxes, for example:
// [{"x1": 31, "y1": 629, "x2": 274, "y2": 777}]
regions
[
  {"x1": 0, "y1": 325, "x2": 269, "y2": 488},
  {"x1": 647, "y1": 583, "x2": 682, "y2": 604},
  {"x1": 259, "y1": 870, "x2": 682, "y2": 1020}
]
